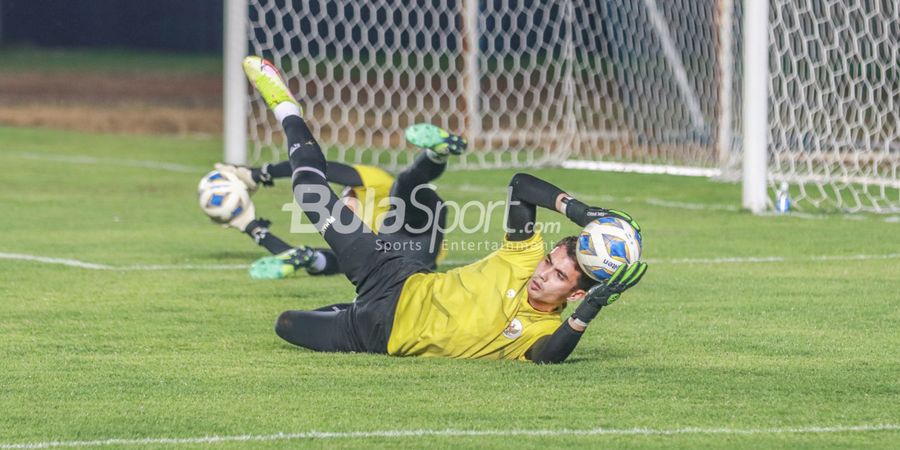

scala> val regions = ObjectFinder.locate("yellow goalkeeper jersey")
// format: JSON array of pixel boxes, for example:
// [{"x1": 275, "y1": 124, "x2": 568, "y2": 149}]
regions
[
  {"x1": 387, "y1": 232, "x2": 562, "y2": 360},
  {"x1": 348, "y1": 164, "x2": 394, "y2": 234}
]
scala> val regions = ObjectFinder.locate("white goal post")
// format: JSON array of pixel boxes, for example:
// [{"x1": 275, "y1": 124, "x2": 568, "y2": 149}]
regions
[{"x1": 224, "y1": 0, "x2": 898, "y2": 214}]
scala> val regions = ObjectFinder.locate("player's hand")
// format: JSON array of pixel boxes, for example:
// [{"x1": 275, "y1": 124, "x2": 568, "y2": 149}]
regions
[
  {"x1": 563, "y1": 198, "x2": 641, "y2": 232},
  {"x1": 225, "y1": 196, "x2": 257, "y2": 231},
  {"x1": 584, "y1": 207, "x2": 642, "y2": 233},
  {"x1": 214, "y1": 163, "x2": 259, "y2": 193},
  {"x1": 571, "y1": 262, "x2": 648, "y2": 326}
]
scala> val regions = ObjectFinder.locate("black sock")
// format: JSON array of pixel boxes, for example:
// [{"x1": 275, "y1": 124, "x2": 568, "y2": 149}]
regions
[
  {"x1": 307, "y1": 248, "x2": 341, "y2": 276},
  {"x1": 400, "y1": 151, "x2": 447, "y2": 187},
  {"x1": 244, "y1": 219, "x2": 293, "y2": 254}
]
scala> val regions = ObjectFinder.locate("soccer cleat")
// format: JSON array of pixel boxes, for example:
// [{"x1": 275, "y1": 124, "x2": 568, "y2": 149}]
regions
[
  {"x1": 404, "y1": 123, "x2": 467, "y2": 156},
  {"x1": 249, "y1": 246, "x2": 316, "y2": 280},
  {"x1": 242, "y1": 56, "x2": 302, "y2": 114}
]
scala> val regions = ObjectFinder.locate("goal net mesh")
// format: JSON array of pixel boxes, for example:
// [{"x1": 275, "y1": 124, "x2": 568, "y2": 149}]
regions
[
  {"x1": 766, "y1": 0, "x2": 898, "y2": 213},
  {"x1": 245, "y1": 0, "x2": 898, "y2": 213}
]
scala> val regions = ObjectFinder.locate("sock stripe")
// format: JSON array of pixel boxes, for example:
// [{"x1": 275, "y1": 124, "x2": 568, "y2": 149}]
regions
[{"x1": 292, "y1": 166, "x2": 326, "y2": 181}]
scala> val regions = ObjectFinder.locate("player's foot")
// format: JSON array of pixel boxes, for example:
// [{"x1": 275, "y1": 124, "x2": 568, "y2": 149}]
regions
[
  {"x1": 249, "y1": 246, "x2": 316, "y2": 280},
  {"x1": 405, "y1": 123, "x2": 467, "y2": 156},
  {"x1": 242, "y1": 56, "x2": 302, "y2": 115}
]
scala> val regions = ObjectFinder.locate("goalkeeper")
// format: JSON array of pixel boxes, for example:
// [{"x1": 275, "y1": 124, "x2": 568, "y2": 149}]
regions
[
  {"x1": 213, "y1": 122, "x2": 465, "y2": 279},
  {"x1": 244, "y1": 56, "x2": 648, "y2": 363}
]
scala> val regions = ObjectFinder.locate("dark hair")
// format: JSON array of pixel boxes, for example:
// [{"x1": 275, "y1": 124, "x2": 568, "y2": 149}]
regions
[{"x1": 556, "y1": 235, "x2": 597, "y2": 292}]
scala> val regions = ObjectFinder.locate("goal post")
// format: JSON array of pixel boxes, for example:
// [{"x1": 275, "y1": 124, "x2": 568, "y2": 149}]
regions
[
  {"x1": 224, "y1": 0, "x2": 898, "y2": 214},
  {"x1": 223, "y1": 0, "x2": 248, "y2": 165},
  {"x1": 741, "y1": 0, "x2": 769, "y2": 213}
]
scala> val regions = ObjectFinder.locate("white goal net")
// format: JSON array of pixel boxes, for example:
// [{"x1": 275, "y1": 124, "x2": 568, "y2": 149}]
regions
[
  {"x1": 765, "y1": 0, "x2": 898, "y2": 213},
  {"x1": 240, "y1": 0, "x2": 898, "y2": 213}
]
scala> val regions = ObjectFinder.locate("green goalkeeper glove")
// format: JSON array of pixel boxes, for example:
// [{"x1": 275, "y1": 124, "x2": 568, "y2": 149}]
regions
[
  {"x1": 571, "y1": 262, "x2": 648, "y2": 327},
  {"x1": 590, "y1": 208, "x2": 641, "y2": 233}
]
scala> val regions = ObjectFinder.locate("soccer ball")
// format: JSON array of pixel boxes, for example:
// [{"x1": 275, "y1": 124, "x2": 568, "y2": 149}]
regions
[
  {"x1": 576, "y1": 217, "x2": 642, "y2": 282},
  {"x1": 197, "y1": 169, "x2": 241, "y2": 194},
  {"x1": 197, "y1": 178, "x2": 251, "y2": 224}
]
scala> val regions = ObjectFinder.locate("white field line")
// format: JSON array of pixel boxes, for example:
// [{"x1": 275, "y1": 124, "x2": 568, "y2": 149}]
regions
[
  {"x1": 644, "y1": 198, "x2": 739, "y2": 211},
  {"x1": 561, "y1": 160, "x2": 719, "y2": 177},
  {"x1": 645, "y1": 253, "x2": 900, "y2": 265},
  {"x1": 445, "y1": 184, "x2": 900, "y2": 222},
  {"x1": 119, "y1": 264, "x2": 248, "y2": 271},
  {"x1": 8, "y1": 151, "x2": 207, "y2": 174},
  {"x1": 4, "y1": 252, "x2": 900, "y2": 272},
  {"x1": 0, "y1": 253, "x2": 246, "y2": 271},
  {"x1": 442, "y1": 252, "x2": 900, "y2": 267},
  {"x1": 443, "y1": 184, "x2": 743, "y2": 214},
  {"x1": 7, "y1": 152, "x2": 897, "y2": 221},
  {"x1": 1, "y1": 424, "x2": 897, "y2": 449}
]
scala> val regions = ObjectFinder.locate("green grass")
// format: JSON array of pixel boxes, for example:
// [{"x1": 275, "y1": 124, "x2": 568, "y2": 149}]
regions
[
  {"x1": 1, "y1": 126, "x2": 899, "y2": 449},
  {"x1": 0, "y1": 46, "x2": 222, "y2": 75}
]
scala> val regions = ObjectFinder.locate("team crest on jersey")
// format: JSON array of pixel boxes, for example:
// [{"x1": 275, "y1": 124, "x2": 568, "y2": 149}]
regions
[{"x1": 503, "y1": 318, "x2": 523, "y2": 339}]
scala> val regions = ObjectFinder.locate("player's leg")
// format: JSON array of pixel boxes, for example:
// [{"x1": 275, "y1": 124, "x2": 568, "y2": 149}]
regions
[
  {"x1": 243, "y1": 56, "x2": 381, "y2": 286},
  {"x1": 388, "y1": 124, "x2": 466, "y2": 230},
  {"x1": 274, "y1": 309, "x2": 354, "y2": 352},
  {"x1": 282, "y1": 115, "x2": 381, "y2": 282},
  {"x1": 307, "y1": 248, "x2": 341, "y2": 276},
  {"x1": 243, "y1": 218, "x2": 294, "y2": 254},
  {"x1": 313, "y1": 302, "x2": 352, "y2": 312},
  {"x1": 249, "y1": 246, "x2": 342, "y2": 279}
]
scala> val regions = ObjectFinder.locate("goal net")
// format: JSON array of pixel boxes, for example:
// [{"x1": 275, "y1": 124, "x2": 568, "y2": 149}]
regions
[
  {"x1": 240, "y1": 0, "x2": 898, "y2": 213},
  {"x1": 765, "y1": 0, "x2": 898, "y2": 213}
]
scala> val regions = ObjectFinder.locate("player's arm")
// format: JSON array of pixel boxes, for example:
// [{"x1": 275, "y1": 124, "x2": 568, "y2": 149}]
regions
[
  {"x1": 527, "y1": 262, "x2": 648, "y2": 364},
  {"x1": 324, "y1": 161, "x2": 364, "y2": 187},
  {"x1": 525, "y1": 320, "x2": 584, "y2": 364},
  {"x1": 506, "y1": 173, "x2": 641, "y2": 240},
  {"x1": 215, "y1": 161, "x2": 364, "y2": 190},
  {"x1": 505, "y1": 173, "x2": 567, "y2": 241},
  {"x1": 213, "y1": 161, "x2": 288, "y2": 191}
]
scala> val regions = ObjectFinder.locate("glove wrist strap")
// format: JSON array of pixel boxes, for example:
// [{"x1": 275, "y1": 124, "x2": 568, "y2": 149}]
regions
[
  {"x1": 571, "y1": 317, "x2": 590, "y2": 328},
  {"x1": 564, "y1": 198, "x2": 590, "y2": 227},
  {"x1": 253, "y1": 164, "x2": 275, "y2": 186}
]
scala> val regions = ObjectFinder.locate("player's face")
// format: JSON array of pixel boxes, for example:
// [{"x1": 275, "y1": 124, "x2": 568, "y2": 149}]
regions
[{"x1": 527, "y1": 245, "x2": 585, "y2": 310}]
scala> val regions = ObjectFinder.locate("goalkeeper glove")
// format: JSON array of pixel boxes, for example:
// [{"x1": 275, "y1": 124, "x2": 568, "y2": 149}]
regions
[
  {"x1": 571, "y1": 261, "x2": 648, "y2": 327},
  {"x1": 214, "y1": 163, "x2": 274, "y2": 193},
  {"x1": 226, "y1": 196, "x2": 257, "y2": 232},
  {"x1": 563, "y1": 197, "x2": 641, "y2": 233}
]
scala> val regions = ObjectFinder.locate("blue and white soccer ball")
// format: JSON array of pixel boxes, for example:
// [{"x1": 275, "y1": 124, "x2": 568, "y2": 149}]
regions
[
  {"x1": 576, "y1": 217, "x2": 643, "y2": 282},
  {"x1": 197, "y1": 171, "x2": 251, "y2": 224},
  {"x1": 197, "y1": 169, "x2": 240, "y2": 194}
]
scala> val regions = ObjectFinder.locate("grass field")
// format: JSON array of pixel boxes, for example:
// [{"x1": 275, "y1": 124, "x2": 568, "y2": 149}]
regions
[{"x1": 1, "y1": 124, "x2": 898, "y2": 449}]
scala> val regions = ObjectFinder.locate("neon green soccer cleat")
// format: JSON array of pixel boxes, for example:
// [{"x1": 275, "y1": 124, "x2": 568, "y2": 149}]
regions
[
  {"x1": 242, "y1": 56, "x2": 302, "y2": 114},
  {"x1": 249, "y1": 246, "x2": 316, "y2": 280},
  {"x1": 404, "y1": 123, "x2": 467, "y2": 156}
]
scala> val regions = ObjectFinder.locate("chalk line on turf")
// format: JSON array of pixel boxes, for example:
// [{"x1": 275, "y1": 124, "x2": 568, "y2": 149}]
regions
[
  {"x1": 8, "y1": 151, "x2": 207, "y2": 174},
  {"x1": 3, "y1": 252, "x2": 899, "y2": 272},
  {"x1": 6, "y1": 151, "x2": 898, "y2": 221},
  {"x1": 441, "y1": 184, "x2": 900, "y2": 220},
  {"x1": 0, "y1": 253, "x2": 246, "y2": 271},
  {"x1": 444, "y1": 253, "x2": 900, "y2": 267},
  {"x1": 1, "y1": 424, "x2": 897, "y2": 449}
]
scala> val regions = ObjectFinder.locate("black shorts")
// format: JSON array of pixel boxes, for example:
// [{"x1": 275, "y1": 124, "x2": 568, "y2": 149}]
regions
[{"x1": 335, "y1": 250, "x2": 431, "y2": 353}]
